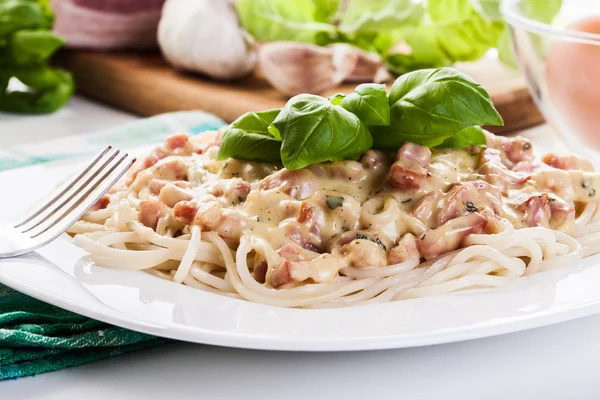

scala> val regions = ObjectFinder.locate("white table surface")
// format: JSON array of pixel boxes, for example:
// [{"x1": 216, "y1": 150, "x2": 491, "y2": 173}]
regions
[{"x1": 1, "y1": 97, "x2": 600, "y2": 400}]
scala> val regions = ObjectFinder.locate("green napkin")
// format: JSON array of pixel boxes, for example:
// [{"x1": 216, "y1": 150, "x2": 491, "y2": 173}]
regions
[
  {"x1": 0, "y1": 286, "x2": 168, "y2": 380},
  {"x1": 0, "y1": 111, "x2": 226, "y2": 380}
]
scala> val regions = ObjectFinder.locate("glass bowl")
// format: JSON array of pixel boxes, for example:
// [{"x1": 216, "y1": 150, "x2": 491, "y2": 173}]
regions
[{"x1": 502, "y1": 0, "x2": 600, "y2": 161}]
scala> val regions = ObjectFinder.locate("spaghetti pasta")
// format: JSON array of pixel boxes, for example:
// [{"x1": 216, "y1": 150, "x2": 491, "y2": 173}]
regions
[{"x1": 69, "y1": 131, "x2": 600, "y2": 308}]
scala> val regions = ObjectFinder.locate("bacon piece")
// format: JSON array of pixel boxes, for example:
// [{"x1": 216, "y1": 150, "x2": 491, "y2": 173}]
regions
[
  {"x1": 297, "y1": 203, "x2": 314, "y2": 224},
  {"x1": 413, "y1": 190, "x2": 444, "y2": 222},
  {"x1": 90, "y1": 195, "x2": 110, "y2": 211},
  {"x1": 500, "y1": 137, "x2": 534, "y2": 165},
  {"x1": 138, "y1": 200, "x2": 164, "y2": 230},
  {"x1": 439, "y1": 183, "x2": 482, "y2": 225},
  {"x1": 210, "y1": 179, "x2": 251, "y2": 205},
  {"x1": 360, "y1": 149, "x2": 388, "y2": 170},
  {"x1": 260, "y1": 169, "x2": 317, "y2": 200},
  {"x1": 542, "y1": 153, "x2": 594, "y2": 172},
  {"x1": 388, "y1": 234, "x2": 419, "y2": 265},
  {"x1": 478, "y1": 148, "x2": 531, "y2": 190},
  {"x1": 172, "y1": 201, "x2": 199, "y2": 225},
  {"x1": 253, "y1": 254, "x2": 268, "y2": 283},
  {"x1": 386, "y1": 142, "x2": 431, "y2": 190},
  {"x1": 164, "y1": 133, "x2": 191, "y2": 151},
  {"x1": 271, "y1": 260, "x2": 292, "y2": 288},
  {"x1": 417, "y1": 213, "x2": 487, "y2": 260},
  {"x1": 518, "y1": 194, "x2": 551, "y2": 227}
]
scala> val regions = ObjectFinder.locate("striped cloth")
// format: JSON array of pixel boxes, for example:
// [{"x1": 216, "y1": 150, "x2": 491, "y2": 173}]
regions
[{"x1": 0, "y1": 111, "x2": 225, "y2": 380}]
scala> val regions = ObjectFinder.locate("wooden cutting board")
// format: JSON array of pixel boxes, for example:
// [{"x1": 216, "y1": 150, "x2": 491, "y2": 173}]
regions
[{"x1": 57, "y1": 50, "x2": 543, "y2": 134}]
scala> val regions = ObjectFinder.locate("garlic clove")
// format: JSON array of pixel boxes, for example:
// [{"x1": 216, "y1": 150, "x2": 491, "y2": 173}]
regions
[
  {"x1": 344, "y1": 49, "x2": 391, "y2": 83},
  {"x1": 258, "y1": 42, "x2": 358, "y2": 96}
]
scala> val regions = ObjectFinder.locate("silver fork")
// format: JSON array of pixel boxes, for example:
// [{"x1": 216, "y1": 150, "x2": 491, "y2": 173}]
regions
[{"x1": 0, "y1": 146, "x2": 136, "y2": 258}]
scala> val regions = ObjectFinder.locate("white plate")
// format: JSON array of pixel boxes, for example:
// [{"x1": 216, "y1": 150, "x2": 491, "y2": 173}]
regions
[{"x1": 2, "y1": 153, "x2": 600, "y2": 351}]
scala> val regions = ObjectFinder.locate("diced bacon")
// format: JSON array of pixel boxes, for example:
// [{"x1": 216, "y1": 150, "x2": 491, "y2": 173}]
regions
[
  {"x1": 439, "y1": 183, "x2": 482, "y2": 225},
  {"x1": 298, "y1": 203, "x2": 314, "y2": 224},
  {"x1": 253, "y1": 255, "x2": 268, "y2": 283},
  {"x1": 164, "y1": 133, "x2": 190, "y2": 151},
  {"x1": 173, "y1": 201, "x2": 199, "y2": 225},
  {"x1": 542, "y1": 153, "x2": 594, "y2": 172},
  {"x1": 210, "y1": 179, "x2": 251, "y2": 205},
  {"x1": 470, "y1": 180, "x2": 503, "y2": 214},
  {"x1": 486, "y1": 133, "x2": 534, "y2": 167},
  {"x1": 360, "y1": 149, "x2": 388, "y2": 170},
  {"x1": 91, "y1": 195, "x2": 110, "y2": 211},
  {"x1": 388, "y1": 233, "x2": 419, "y2": 265},
  {"x1": 478, "y1": 148, "x2": 531, "y2": 190},
  {"x1": 398, "y1": 142, "x2": 432, "y2": 167},
  {"x1": 143, "y1": 147, "x2": 168, "y2": 169},
  {"x1": 271, "y1": 260, "x2": 292, "y2": 288},
  {"x1": 386, "y1": 142, "x2": 431, "y2": 190},
  {"x1": 138, "y1": 200, "x2": 164, "y2": 230},
  {"x1": 500, "y1": 136, "x2": 534, "y2": 165},
  {"x1": 518, "y1": 193, "x2": 550, "y2": 227},
  {"x1": 260, "y1": 169, "x2": 317, "y2": 200},
  {"x1": 158, "y1": 184, "x2": 193, "y2": 208},
  {"x1": 413, "y1": 190, "x2": 444, "y2": 222},
  {"x1": 153, "y1": 159, "x2": 187, "y2": 181},
  {"x1": 148, "y1": 179, "x2": 167, "y2": 195},
  {"x1": 417, "y1": 213, "x2": 487, "y2": 260}
]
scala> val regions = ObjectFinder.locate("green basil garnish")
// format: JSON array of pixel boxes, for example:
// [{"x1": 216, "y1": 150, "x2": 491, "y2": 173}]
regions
[
  {"x1": 341, "y1": 83, "x2": 390, "y2": 126},
  {"x1": 217, "y1": 67, "x2": 504, "y2": 169},
  {"x1": 273, "y1": 94, "x2": 373, "y2": 170},
  {"x1": 216, "y1": 109, "x2": 283, "y2": 163}
]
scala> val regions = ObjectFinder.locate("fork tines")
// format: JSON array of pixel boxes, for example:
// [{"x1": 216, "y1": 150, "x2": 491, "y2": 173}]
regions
[{"x1": 15, "y1": 146, "x2": 136, "y2": 240}]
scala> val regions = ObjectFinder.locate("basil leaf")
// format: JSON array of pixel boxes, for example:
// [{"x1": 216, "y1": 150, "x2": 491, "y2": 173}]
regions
[
  {"x1": 328, "y1": 93, "x2": 345, "y2": 106},
  {"x1": 216, "y1": 109, "x2": 282, "y2": 163},
  {"x1": 9, "y1": 30, "x2": 65, "y2": 65},
  {"x1": 273, "y1": 94, "x2": 373, "y2": 170},
  {"x1": 437, "y1": 126, "x2": 486, "y2": 148},
  {"x1": 0, "y1": 67, "x2": 73, "y2": 114},
  {"x1": 341, "y1": 83, "x2": 390, "y2": 126},
  {"x1": 371, "y1": 67, "x2": 502, "y2": 150},
  {"x1": 0, "y1": 1, "x2": 44, "y2": 38},
  {"x1": 235, "y1": 0, "x2": 336, "y2": 43}
]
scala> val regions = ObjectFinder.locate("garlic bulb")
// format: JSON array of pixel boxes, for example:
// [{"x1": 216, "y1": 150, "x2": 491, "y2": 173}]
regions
[
  {"x1": 158, "y1": 0, "x2": 257, "y2": 80},
  {"x1": 259, "y1": 42, "x2": 358, "y2": 96}
]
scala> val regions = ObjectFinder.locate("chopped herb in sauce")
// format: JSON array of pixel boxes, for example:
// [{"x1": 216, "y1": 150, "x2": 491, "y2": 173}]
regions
[
  {"x1": 465, "y1": 201, "x2": 478, "y2": 212},
  {"x1": 402, "y1": 198, "x2": 412, "y2": 204},
  {"x1": 590, "y1": 189, "x2": 597, "y2": 197},
  {"x1": 325, "y1": 195, "x2": 344, "y2": 210},
  {"x1": 523, "y1": 142, "x2": 531, "y2": 150},
  {"x1": 354, "y1": 233, "x2": 387, "y2": 251}
]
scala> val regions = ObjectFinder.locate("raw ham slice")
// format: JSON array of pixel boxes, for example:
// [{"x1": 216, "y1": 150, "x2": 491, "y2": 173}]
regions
[{"x1": 51, "y1": 0, "x2": 165, "y2": 49}]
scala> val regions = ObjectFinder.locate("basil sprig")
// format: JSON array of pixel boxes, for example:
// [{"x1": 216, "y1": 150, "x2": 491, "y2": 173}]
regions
[
  {"x1": 217, "y1": 67, "x2": 502, "y2": 170},
  {"x1": 371, "y1": 68, "x2": 502, "y2": 149}
]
